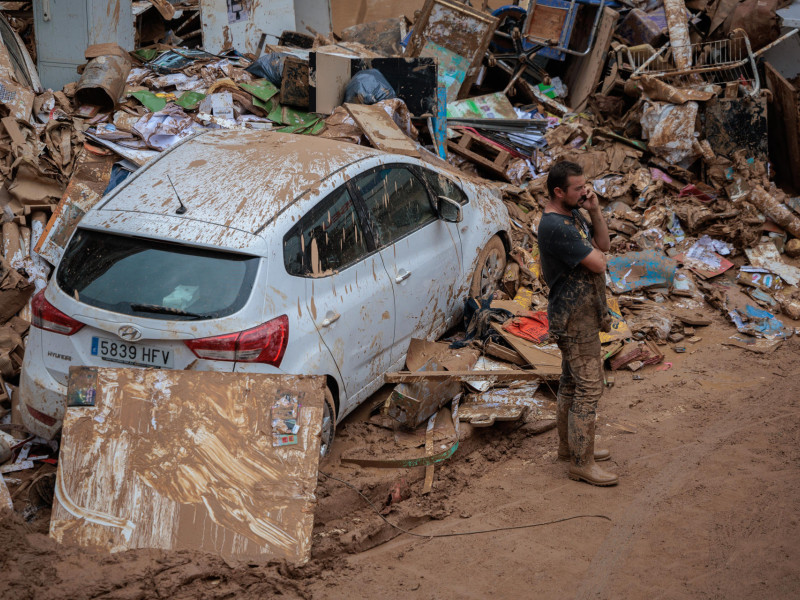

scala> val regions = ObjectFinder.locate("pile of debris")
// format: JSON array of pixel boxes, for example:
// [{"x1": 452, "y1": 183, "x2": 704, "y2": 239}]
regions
[{"x1": 2, "y1": 0, "x2": 800, "y2": 560}]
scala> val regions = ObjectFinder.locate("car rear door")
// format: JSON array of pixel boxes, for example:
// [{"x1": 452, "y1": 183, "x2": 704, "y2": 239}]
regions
[
  {"x1": 283, "y1": 184, "x2": 395, "y2": 402},
  {"x1": 351, "y1": 164, "x2": 462, "y2": 363}
]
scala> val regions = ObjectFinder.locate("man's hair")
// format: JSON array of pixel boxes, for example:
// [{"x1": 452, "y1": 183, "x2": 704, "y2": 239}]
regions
[{"x1": 547, "y1": 161, "x2": 583, "y2": 198}]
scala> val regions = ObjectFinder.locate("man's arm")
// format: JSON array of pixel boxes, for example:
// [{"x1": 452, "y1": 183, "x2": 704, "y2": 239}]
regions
[
  {"x1": 578, "y1": 186, "x2": 609, "y2": 273},
  {"x1": 581, "y1": 188, "x2": 611, "y2": 253}
]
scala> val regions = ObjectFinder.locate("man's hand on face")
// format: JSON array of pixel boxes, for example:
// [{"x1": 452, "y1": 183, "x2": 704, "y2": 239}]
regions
[{"x1": 578, "y1": 185, "x2": 599, "y2": 212}]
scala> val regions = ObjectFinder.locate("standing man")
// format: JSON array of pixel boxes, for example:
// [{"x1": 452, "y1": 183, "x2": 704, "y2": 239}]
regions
[{"x1": 538, "y1": 161, "x2": 618, "y2": 486}]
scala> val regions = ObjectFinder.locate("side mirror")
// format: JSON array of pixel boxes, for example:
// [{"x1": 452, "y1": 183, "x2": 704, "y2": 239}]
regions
[{"x1": 437, "y1": 196, "x2": 463, "y2": 223}]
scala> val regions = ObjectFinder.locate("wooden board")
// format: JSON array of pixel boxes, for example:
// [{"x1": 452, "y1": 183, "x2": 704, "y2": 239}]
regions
[
  {"x1": 344, "y1": 102, "x2": 420, "y2": 157},
  {"x1": 564, "y1": 7, "x2": 619, "y2": 112},
  {"x1": 51, "y1": 368, "x2": 325, "y2": 564},
  {"x1": 491, "y1": 323, "x2": 563, "y2": 379},
  {"x1": 764, "y1": 61, "x2": 800, "y2": 192}
]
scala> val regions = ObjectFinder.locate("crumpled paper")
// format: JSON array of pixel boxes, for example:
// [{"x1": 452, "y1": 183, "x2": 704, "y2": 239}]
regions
[
  {"x1": 133, "y1": 104, "x2": 197, "y2": 151},
  {"x1": 640, "y1": 101, "x2": 699, "y2": 165}
]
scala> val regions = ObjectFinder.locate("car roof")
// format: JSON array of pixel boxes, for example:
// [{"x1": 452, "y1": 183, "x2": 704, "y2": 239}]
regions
[{"x1": 98, "y1": 129, "x2": 384, "y2": 234}]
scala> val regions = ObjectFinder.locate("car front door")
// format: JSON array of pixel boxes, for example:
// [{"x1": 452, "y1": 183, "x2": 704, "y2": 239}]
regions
[
  {"x1": 283, "y1": 184, "x2": 394, "y2": 405},
  {"x1": 352, "y1": 164, "x2": 462, "y2": 364}
]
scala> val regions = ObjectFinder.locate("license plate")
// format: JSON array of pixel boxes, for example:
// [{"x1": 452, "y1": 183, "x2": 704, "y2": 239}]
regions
[{"x1": 90, "y1": 336, "x2": 174, "y2": 369}]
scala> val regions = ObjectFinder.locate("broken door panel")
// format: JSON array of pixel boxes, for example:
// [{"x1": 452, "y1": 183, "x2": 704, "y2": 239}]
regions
[{"x1": 52, "y1": 368, "x2": 325, "y2": 563}]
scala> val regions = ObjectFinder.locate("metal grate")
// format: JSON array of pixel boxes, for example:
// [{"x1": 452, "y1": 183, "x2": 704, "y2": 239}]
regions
[{"x1": 628, "y1": 31, "x2": 760, "y2": 95}]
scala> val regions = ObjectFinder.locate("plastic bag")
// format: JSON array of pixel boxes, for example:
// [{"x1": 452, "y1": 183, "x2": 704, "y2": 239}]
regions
[
  {"x1": 343, "y1": 69, "x2": 396, "y2": 105},
  {"x1": 245, "y1": 53, "x2": 289, "y2": 85}
]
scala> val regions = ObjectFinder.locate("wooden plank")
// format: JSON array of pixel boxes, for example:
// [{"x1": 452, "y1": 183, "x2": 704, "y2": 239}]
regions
[
  {"x1": 764, "y1": 61, "x2": 800, "y2": 192},
  {"x1": 344, "y1": 102, "x2": 420, "y2": 157},
  {"x1": 564, "y1": 7, "x2": 619, "y2": 113},
  {"x1": 484, "y1": 341, "x2": 527, "y2": 366},
  {"x1": 385, "y1": 370, "x2": 542, "y2": 383},
  {"x1": 491, "y1": 323, "x2": 563, "y2": 380},
  {"x1": 52, "y1": 368, "x2": 325, "y2": 564}
]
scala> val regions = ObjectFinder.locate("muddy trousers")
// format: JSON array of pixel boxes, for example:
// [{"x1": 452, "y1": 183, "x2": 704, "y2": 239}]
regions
[{"x1": 555, "y1": 335, "x2": 603, "y2": 466}]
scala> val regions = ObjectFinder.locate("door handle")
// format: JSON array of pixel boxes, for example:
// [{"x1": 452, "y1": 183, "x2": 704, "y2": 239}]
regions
[
  {"x1": 321, "y1": 312, "x2": 341, "y2": 327},
  {"x1": 395, "y1": 269, "x2": 412, "y2": 283}
]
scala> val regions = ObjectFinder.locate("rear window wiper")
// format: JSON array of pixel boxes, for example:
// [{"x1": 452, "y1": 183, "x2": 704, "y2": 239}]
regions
[{"x1": 130, "y1": 303, "x2": 212, "y2": 319}]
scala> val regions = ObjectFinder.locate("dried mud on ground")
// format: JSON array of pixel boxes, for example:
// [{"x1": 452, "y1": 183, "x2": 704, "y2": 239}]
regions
[{"x1": 2, "y1": 330, "x2": 800, "y2": 600}]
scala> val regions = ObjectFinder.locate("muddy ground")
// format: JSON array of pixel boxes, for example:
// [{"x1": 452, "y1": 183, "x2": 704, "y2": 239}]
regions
[{"x1": 2, "y1": 323, "x2": 799, "y2": 599}]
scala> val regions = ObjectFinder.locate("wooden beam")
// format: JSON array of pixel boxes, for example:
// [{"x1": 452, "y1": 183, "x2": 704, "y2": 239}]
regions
[{"x1": 385, "y1": 370, "x2": 542, "y2": 383}]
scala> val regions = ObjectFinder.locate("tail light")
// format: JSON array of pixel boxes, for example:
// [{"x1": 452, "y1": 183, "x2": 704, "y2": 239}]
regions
[
  {"x1": 27, "y1": 404, "x2": 57, "y2": 426},
  {"x1": 184, "y1": 315, "x2": 288, "y2": 366},
  {"x1": 31, "y1": 290, "x2": 85, "y2": 335}
]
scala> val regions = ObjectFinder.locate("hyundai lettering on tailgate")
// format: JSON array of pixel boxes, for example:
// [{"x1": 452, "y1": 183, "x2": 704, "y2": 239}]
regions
[{"x1": 91, "y1": 336, "x2": 174, "y2": 369}]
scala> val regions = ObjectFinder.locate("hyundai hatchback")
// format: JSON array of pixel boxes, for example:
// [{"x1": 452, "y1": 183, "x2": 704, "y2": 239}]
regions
[{"x1": 21, "y1": 129, "x2": 510, "y2": 453}]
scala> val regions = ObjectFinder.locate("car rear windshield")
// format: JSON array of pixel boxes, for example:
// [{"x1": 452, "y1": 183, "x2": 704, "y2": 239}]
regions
[{"x1": 56, "y1": 229, "x2": 259, "y2": 321}]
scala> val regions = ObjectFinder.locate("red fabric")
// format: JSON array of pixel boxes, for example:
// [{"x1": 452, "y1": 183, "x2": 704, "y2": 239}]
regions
[{"x1": 503, "y1": 311, "x2": 550, "y2": 344}]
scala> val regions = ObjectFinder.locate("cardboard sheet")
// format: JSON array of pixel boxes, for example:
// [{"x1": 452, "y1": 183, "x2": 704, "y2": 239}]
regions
[{"x1": 52, "y1": 368, "x2": 325, "y2": 564}]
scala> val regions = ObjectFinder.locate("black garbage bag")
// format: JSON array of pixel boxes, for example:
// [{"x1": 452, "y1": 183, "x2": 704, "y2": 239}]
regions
[
  {"x1": 343, "y1": 69, "x2": 396, "y2": 105},
  {"x1": 245, "y1": 52, "x2": 289, "y2": 85}
]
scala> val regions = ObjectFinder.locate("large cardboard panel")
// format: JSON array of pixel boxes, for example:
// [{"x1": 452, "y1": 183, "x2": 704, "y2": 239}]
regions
[{"x1": 52, "y1": 368, "x2": 325, "y2": 564}]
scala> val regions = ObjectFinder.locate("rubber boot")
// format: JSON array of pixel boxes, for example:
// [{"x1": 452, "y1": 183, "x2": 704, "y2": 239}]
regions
[
  {"x1": 568, "y1": 411, "x2": 618, "y2": 486},
  {"x1": 557, "y1": 398, "x2": 610, "y2": 461}
]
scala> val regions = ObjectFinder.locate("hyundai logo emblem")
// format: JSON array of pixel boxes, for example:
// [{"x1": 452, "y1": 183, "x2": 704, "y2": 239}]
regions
[{"x1": 118, "y1": 325, "x2": 142, "y2": 341}]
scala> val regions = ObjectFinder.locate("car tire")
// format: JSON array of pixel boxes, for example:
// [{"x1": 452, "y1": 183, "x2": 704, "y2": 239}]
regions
[
  {"x1": 470, "y1": 235, "x2": 507, "y2": 299},
  {"x1": 320, "y1": 387, "x2": 336, "y2": 457}
]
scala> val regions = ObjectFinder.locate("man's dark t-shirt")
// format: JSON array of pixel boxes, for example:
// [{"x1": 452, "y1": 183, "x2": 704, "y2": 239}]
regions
[{"x1": 538, "y1": 209, "x2": 607, "y2": 341}]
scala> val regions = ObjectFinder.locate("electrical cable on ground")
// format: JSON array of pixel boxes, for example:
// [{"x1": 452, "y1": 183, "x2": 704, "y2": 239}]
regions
[{"x1": 319, "y1": 471, "x2": 611, "y2": 539}]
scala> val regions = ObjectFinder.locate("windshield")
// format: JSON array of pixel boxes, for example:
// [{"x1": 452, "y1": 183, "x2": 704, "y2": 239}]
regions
[{"x1": 56, "y1": 229, "x2": 259, "y2": 321}]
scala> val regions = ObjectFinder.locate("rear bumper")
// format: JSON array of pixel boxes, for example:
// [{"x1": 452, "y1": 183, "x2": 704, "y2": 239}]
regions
[{"x1": 19, "y1": 347, "x2": 67, "y2": 440}]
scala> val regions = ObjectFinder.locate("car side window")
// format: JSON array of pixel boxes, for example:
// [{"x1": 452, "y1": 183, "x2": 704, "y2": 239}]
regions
[
  {"x1": 354, "y1": 166, "x2": 436, "y2": 247},
  {"x1": 421, "y1": 169, "x2": 469, "y2": 205},
  {"x1": 283, "y1": 186, "x2": 368, "y2": 277}
]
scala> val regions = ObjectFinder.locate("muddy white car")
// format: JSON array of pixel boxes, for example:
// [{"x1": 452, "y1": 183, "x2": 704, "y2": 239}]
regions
[{"x1": 21, "y1": 129, "x2": 510, "y2": 452}]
